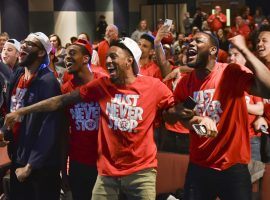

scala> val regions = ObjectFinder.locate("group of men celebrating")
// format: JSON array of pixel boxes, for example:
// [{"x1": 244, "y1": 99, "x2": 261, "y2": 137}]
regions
[{"x1": 0, "y1": 21, "x2": 270, "y2": 200}]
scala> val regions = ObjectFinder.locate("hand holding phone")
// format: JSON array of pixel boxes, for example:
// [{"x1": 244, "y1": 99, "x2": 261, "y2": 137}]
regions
[
  {"x1": 192, "y1": 124, "x2": 207, "y2": 136},
  {"x1": 183, "y1": 96, "x2": 197, "y2": 110},
  {"x1": 164, "y1": 19, "x2": 173, "y2": 28},
  {"x1": 192, "y1": 116, "x2": 218, "y2": 137},
  {"x1": 260, "y1": 125, "x2": 269, "y2": 134},
  {"x1": 192, "y1": 124, "x2": 218, "y2": 137}
]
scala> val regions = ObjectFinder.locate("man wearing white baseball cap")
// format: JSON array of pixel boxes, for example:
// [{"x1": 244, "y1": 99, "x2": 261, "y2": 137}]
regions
[
  {"x1": 2, "y1": 37, "x2": 192, "y2": 199},
  {"x1": 1, "y1": 32, "x2": 63, "y2": 200},
  {"x1": 1, "y1": 39, "x2": 21, "y2": 71}
]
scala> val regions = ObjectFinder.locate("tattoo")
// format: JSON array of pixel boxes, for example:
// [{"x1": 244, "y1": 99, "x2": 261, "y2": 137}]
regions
[
  {"x1": 20, "y1": 90, "x2": 81, "y2": 115},
  {"x1": 61, "y1": 90, "x2": 81, "y2": 107}
]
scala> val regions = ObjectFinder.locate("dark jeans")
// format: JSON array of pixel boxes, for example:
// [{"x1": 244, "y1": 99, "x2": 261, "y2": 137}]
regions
[
  {"x1": 250, "y1": 136, "x2": 261, "y2": 161},
  {"x1": 184, "y1": 163, "x2": 252, "y2": 200},
  {"x1": 261, "y1": 134, "x2": 270, "y2": 163},
  {"x1": 69, "y1": 160, "x2": 98, "y2": 200},
  {"x1": 160, "y1": 130, "x2": 190, "y2": 154},
  {"x1": 10, "y1": 164, "x2": 60, "y2": 200}
]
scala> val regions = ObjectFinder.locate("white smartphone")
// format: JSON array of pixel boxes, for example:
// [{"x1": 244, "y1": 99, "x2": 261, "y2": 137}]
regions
[
  {"x1": 164, "y1": 19, "x2": 173, "y2": 27},
  {"x1": 192, "y1": 124, "x2": 207, "y2": 136}
]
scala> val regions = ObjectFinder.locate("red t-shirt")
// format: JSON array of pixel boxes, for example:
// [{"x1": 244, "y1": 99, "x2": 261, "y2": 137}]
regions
[
  {"x1": 263, "y1": 64, "x2": 270, "y2": 128},
  {"x1": 61, "y1": 71, "x2": 106, "y2": 166},
  {"x1": 10, "y1": 74, "x2": 36, "y2": 143},
  {"x1": 207, "y1": 13, "x2": 227, "y2": 32},
  {"x1": 245, "y1": 94, "x2": 263, "y2": 137},
  {"x1": 62, "y1": 65, "x2": 108, "y2": 84},
  {"x1": 79, "y1": 75, "x2": 174, "y2": 176},
  {"x1": 229, "y1": 24, "x2": 251, "y2": 39},
  {"x1": 263, "y1": 99, "x2": 270, "y2": 127},
  {"x1": 139, "y1": 61, "x2": 162, "y2": 81},
  {"x1": 217, "y1": 49, "x2": 228, "y2": 63},
  {"x1": 97, "y1": 40, "x2": 110, "y2": 69},
  {"x1": 165, "y1": 72, "x2": 190, "y2": 134},
  {"x1": 174, "y1": 62, "x2": 254, "y2": 170}
]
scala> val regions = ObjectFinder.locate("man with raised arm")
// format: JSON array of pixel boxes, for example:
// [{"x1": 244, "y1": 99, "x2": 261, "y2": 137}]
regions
[
  {"x1": 159, "y1": 28, "x2": 270, "y2": 199},
  {"x1": 1, "y1": 37, "x2": 192, "y2": 200}
]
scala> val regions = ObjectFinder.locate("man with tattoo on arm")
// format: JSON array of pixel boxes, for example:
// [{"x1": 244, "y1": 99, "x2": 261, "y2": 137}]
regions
[{"x1": 2, "y1": 37, "x2": 194, "y2": 200}]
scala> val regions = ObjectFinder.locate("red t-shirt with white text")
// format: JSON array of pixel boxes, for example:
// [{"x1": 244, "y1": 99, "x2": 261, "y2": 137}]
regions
[
  {"x1": 174, "y1": 62, "x2": 254, "y2": 170},
  {"x1": 61, "y1": 71, "x2": 106, "y2": 166},
  {"x1": 79, "y1": 75, "x2": 174, "y2": 176}
]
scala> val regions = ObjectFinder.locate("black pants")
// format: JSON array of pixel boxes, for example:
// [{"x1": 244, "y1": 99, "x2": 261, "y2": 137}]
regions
[
  {"x1": 184, "y1": 163, "x2": 252, "y2": 200},
  {"x1": 69, "y1": 160, "x2": 98, "y2": 200},
  {"x1": 10, "y1": 164, "x2": 60, "y2": 200},
  {"x1": 261, "y1": 134, "x2": 270, "y2": 163},
  {"x1": 160, "y1": 130, "x2": 190, "y2": 154}
]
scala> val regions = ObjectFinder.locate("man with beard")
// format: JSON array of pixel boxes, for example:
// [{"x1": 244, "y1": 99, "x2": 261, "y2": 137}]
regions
[
  {"x1": 161, "y1": 29, "x2": 270, "y2": 198},
  {"x1": 0, "y1": 32, "x2": 63, "y2": 200},
  {"x1": 181, "y1": 33, "x2": 270, "y2": 199},
  {"x1": 2, "y1": 37, "x2": 193, "y2": 200}
]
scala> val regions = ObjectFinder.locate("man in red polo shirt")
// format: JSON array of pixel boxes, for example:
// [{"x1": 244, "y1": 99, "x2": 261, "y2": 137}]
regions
[
  {"x1": 97, "y1": 24, "x2": 119, "y2": 69},
  {"x1": 207, "y1": 6, "x2": 227, "y2": 33}
]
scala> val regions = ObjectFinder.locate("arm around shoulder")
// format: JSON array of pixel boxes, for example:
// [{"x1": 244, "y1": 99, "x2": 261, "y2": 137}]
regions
[{"x1": 4, "y1": 90, "x2": 81, "y2": 129}]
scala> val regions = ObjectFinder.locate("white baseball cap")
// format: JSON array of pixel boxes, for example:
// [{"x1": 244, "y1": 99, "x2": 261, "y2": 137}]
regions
[
  {"x1": 5, "y1": 39, "x2": 21, "y2": 51},
  {"x1": 113, "y1": 37, "x2": 142, "y2": 75},
  {"x1": 28, "y1": 32, "x2": 52, "y2": 55}
]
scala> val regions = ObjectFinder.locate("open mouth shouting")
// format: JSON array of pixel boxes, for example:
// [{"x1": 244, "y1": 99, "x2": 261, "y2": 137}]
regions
[
  {"x1": 2, "y1": 56, "x2": 8, "y2": 62},
  {"x1": 65, "y1": 59, "x2": 75, "y2": 72},
  {"x1": 187, "y1": 47, "x2": 198, "y2": 62},
  {"x1": 19, "y1": 51, "x2": 29, "y2": 61},
  {"x1": 106, "y1": 62, "x2": 117, "y2": 78}
]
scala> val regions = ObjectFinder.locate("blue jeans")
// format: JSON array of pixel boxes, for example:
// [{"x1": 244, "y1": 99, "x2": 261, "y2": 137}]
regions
[
  {"x1": 184, "y1": 163, "x2": 252, "y2": 200},
  {"x1": 250, "y1": 136, "x2": 261, "y2": 161}
]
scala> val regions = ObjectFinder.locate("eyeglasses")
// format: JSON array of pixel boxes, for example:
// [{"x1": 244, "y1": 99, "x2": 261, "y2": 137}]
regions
[{"x1": 20, "y1": 40, "x2": 43, "y2": 49}]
